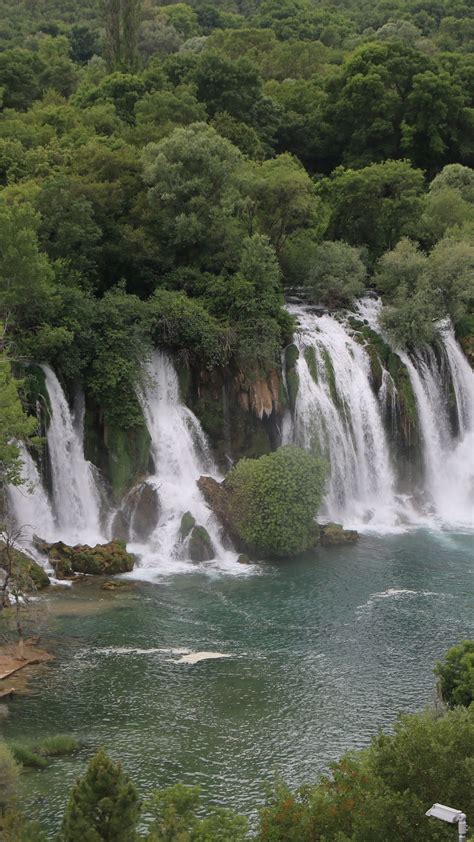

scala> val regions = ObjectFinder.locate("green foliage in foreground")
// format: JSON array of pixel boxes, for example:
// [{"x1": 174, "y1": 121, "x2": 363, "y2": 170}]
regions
[
  {"x1": 227, "y1": 445, "x2": 326, "y2": 557},
  {"x1": 61, "y1": 748, "x2": 141, "y2": 842},
  {"x1": 146, "y1": 783, "x2": 248, "y2": 841},
  {"x1": 0, "y1": 742, "x2": 19, "y2": 811},
  {"x1": 257, "y1": 705, "x2": 474, "y2": 842},
  {"x1": 434, "y1": 640, "x2": 474, "y2": 709}
]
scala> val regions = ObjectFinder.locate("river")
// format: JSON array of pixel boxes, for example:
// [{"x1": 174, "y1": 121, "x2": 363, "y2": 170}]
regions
[{"x1": 3, "y1": 529, "x2": 473, "y2": 834}]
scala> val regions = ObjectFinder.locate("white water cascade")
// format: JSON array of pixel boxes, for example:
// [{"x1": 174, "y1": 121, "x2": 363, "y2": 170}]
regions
[
  {"x1": 42, "y1": 365, "x2": 104, "y2": 545},
  {"x1": 131, "y1": 351, "x2": 241, "y2": 577},
  {"x1": 399, "y1": 325, "x2": 474, "y2": 529},
  {"x1": 289, "y1": 297, "x2": 473, "y2": 531},
  {"x1": 8, "y1": 444, "x2": 57, "y2": 545},
  {"x1": 287, "y1": 303, "x2": 412, "y2": 531}
]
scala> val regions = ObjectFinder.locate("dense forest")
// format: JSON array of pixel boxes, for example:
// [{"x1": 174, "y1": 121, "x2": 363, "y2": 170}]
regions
[{"x1": 0, "y1": 0, "x2": 473, "y2": 496}]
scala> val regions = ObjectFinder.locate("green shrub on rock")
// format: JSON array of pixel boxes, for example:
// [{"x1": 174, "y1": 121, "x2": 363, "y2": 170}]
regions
[{"x1": 227, "y1": 445, "x2": 326, "y2": 558}]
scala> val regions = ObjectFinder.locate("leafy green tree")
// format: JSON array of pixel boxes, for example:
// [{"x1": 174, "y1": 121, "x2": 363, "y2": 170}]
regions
[
  {"x1": 419, "y1": 186, "x2": 474, "y2": 245},
  {"x1": 74, "y1": 73, "x2": 147, "y2": 123},
  {"x1": 142, "y1": 122, "x2": 243, "y2": 270},
  {"x1": 320, "y1": 160, "x2": 425, "y2": 259},
  {"x1": 190, "y1": 49, "x2": 262, "y2": 121},
  {"x1": 134, "y1": 88, "x2": 207, "y2": 144},
  {"x1": 0, "y1": 201, "x2": 55, "y2": 328},
  {"x1": 240, "y1": 153, "x2": 324, "y2": 254},
  {"x1": 0, "y1": 345, "x2": 38, "y2": 487},
  {"x1": 137, "y1": 18, "x2": 182, "y2": 60},
  {"x1": 380, "y1": 280, "x2": 438, "y2": 347},
  {"x1": 429, "y1": 164, "x2": 474, "y2": 202},
  {"x1": 304, "y1": 241, "x2": 367, "y2": 307},
  {"x1": 36, "y1": 35, "x2": 78, "y2": 98},
  {"x1": 85, "y1": 287, "x2": 150, "y2": 428},
  {"x1": 0, "y1": 49, "x2": 44, "y2": 110},
  {"x1": 400, "y1": 69, "x2": 468, "y2": 174},
  {"x1": 424, "y1": 235, "x2": 474, "y2": 326},
  {"x1": 227, "y1": 445, "x2": 326, "y2": 557},
  {"x1": 375, "y1": 238, "x2": 427, "y2": 299},
  {"x1": 148, "y1": 289, "x2": 226, "y2": 368},
  {"x1": 319, "y1": 38, "x2": 473, "y2": 173},
  {"x1": 36, "y1": 175, "x2": 102, "y2": 283},
  {"x1": 157, "y1": 3, "x2": 200, "y2": 40},
  {"x1": 146, "y1": 783, "x2": 248, "y2": 841},
  {"x1": 434, "y1": 640, "x2": 474, "y2": 709},
  {"x1": 61, "y1": 748, "x2": 140, "y2": 842}
]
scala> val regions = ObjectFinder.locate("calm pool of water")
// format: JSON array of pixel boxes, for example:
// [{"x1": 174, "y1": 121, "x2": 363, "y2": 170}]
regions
[{"x1": 2, "y1": 530, "x2": 473, "y2": 833}]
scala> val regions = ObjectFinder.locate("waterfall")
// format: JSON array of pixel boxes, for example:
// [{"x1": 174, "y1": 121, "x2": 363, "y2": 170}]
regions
[
  {"x1": 7, "y1": 444, "x2": 56, "y2": 545},
  {"x1": 399, "y1": 323, "x2": 474, "y2": 529},
  {"x1": 289, "y1": 297, "x2": 472, "y2": 532},
  {"x1": 132, "y1": 351, "x2": 240, "y2": 576},
  {"x1": 42, "y1": 365, "x2": 104, "y2": 545},
  {"x1": 287, "y1": 304, "x2": 410, "y2": 530}
]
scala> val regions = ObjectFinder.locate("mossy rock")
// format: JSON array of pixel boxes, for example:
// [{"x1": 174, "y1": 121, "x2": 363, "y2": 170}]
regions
[
  {"x1": 237, "y1": 554, "x2": 251, "y2": 565},
  {"x1": 39, "y1": 540, "x2": 135, "y2": 577},
  {"x1": 189, "y1": 526, "x2": 215, "y2": 562},
  {"x1": 320, "y1": 523, "x2": 359, "y2": 546},
  {"x1": 0, "y1": 543, "x2": 50, "y2": 590},
  {"x1": 128, "y1": 482, "x2": 160, "y2": 541},
  {"x1": 179, "y1": 511, "x2": 196, "y2": 542},
  {"x1": 84, "y1": 403, "x2": 152, "y2": 503}
]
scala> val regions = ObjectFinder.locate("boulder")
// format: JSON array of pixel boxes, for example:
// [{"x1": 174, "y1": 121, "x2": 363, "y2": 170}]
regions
[
  {"x1": 237, "y1": 554, "x2": 251, "y2": 565},
  {"x1": 38, "y1": 540, "x2": 135, "y2": 577},
  {"x1": 320, "y1": 523, "x2": 359, "y2": 546},
  {"x1": 189, "y1": 526, "x2": 215, "y2": 562},
  {"x1": 198, "y1": 476, "x2": 232, "y2": 530},
  {"x1": 111, "y1": 482, "x2": 160, "y2": 543},
  {"x1": 129, "y1": 482, "x2": 160, "y2": 541},
  {"x1": 179, "y1": 511, "x2": 195, "y2": 542},
  {"x1": 111, "y1": 509, "x2": 130, "y2": 542},
  {"x1": 0, "y1": 542, "x2": 50, "y2": 590}
]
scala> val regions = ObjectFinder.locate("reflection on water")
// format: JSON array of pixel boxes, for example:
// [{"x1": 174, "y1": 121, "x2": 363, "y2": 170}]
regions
[{"x1": 2, "y1": 530, "x2": 473, "y2": 833}]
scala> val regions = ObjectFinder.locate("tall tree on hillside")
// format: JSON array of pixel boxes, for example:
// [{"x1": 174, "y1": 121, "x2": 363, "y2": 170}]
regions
[
  {"x1": 103, "y1": 0, "x2": 141, "y2": 72},
  {"x1": 103, "y1": 0, "x2": 121, "y2": 71}
]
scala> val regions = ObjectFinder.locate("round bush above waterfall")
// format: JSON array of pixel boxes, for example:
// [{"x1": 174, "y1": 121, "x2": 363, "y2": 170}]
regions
[{"x1": 226, "y1": 445, "x2": 327, "y2": 558}]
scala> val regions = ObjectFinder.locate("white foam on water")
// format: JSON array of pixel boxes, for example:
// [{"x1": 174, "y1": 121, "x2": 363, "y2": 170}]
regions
[{"x1": 169, "y1": 651, "x2": 234, "y2": 665}]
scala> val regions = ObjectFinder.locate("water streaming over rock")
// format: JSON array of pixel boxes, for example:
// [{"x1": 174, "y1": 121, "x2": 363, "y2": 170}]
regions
[
  {"x1": 287, "y1": 303, "x2": 411, "y2": 530},
  {"x1": 7, "y1": 443, "x2": 57, "y2": 544},
  {"x1": 288, "y1": 298, "x2": 473, "y2": 531},
  {"x1": 130, "y1": 351, "x2": 242, "y2": 577},
  {"x1": 399, "y1": 326, "x2": 474, "y2": 528},
  {"x1": 41, "y1": 365, "x2": 104, "y2": 545}
]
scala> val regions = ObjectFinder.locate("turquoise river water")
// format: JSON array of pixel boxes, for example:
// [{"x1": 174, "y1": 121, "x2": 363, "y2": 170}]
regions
[{"x1": 2, "y1": 530, "x2": 473, "y2": 834}]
